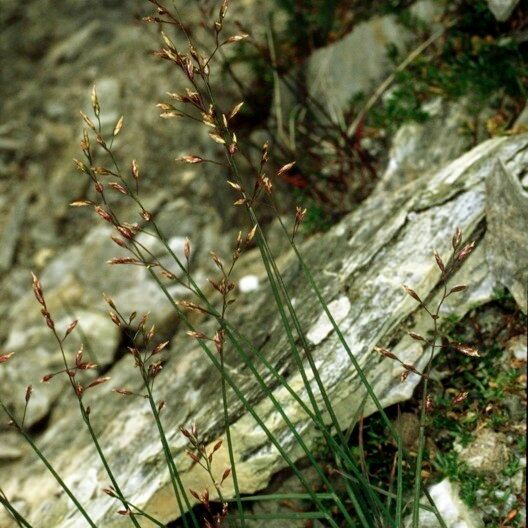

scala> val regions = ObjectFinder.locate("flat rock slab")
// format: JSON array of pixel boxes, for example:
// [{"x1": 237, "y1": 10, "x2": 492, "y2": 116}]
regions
[{"x1": 1, "y1": 134, "x2": 527, "y2": 527}]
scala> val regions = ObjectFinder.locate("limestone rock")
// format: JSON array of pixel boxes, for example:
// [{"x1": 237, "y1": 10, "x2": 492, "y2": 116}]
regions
[
  {"x1": 487, "y1": 0, "x2": 521, "y2": 21},
  {"x1": 405, "y1": 479, "x2": 484, "y2": 528},
  {"x1": 378, "y1": 98, "x2": 474, "y2": 193},
  {"x1": 457, "y1": 429, "x2": 509, "y2": 475},
  {"x1": 485, "y1": 160, "x2": 528, "y2": 312},
  {"x1": 1, "y1": 134, "x2": 526, "y2": 527},
  {"x1": 279, "y1": 1, "x2": 444, "y2": 123}
]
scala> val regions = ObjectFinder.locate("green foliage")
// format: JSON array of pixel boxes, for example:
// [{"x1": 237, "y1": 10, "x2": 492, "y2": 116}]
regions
[{"x1": 368, "y1": 0, "x2": 527, "y2": 132}]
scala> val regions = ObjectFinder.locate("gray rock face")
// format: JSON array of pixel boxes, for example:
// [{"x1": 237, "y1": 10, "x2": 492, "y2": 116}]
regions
[
  {"x1": 487, "y1": 0, "x2": 521, "y2": 21},
  {"x1": 485, "y1": 161, "x2": 528, "y2": 312},
  {"x1": 1, "y1": 133, "x2": 527, "y2": 527},
  {"x1": 278, "y1": 1, "x2": 443, "y2": 123},
  {"x1": 405, "y1": 479, "x2": 484, "y2": 528},
  {"x1": 457, "y1": 429, "x2": 510, "y2": 475},
  {"x1": 378, "y1": 98, "x2": 475, "y2": 193}
]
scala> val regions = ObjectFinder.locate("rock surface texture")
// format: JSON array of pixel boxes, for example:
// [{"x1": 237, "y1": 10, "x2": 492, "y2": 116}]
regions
[
  {"x1": 1, "y1": 130, "x2": 527, "y2": 525},
  {"x1": 487, "y1": 0, "x2": 521, "y2": 21}
]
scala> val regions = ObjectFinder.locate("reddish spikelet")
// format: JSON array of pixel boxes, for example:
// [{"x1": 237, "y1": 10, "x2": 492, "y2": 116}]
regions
[
  {"x1": 107, "y1": 257, "x2": 141, "y2": 265},
  {"x1": 213, "y1": 330, "x2": 224, "y2": 355},
  {"x1": 374, "y1": 347, "x2": 398, "y2": 360},
  {"x1": 25, "y1": 385, "x2": 33, "y2": 403},
  {"x1": 456, "y1": 241, "x2": 476, "y2": 262},
  {"x1": 402, "y1": 285, "x2": 422, "y2": 303},
  {"x1": 103, "y1": 487, "x2": 116, "y2": 497},
  {"x1": 452, "y1": 227, "x2": 462, "y2": 250},
  {"x1": 111, "y1": 236, "x2": 127, "y2": 248},
  {"x1": 140, "y1": 210, "x2": 152, "y2": 221},
  {"x1": 147, "y1": 363, "x2": 163, "y2": 379},
  {"x1": 0, "y1": 352, "x2": 14, "y2": 364},
  {"x1": 113, "y1": 388, "x2": 134, "y2": 396},
  {"x1": 188, "y1": 451, "x2": 201, "y2": 464},
  {"x1": 293, "y1": 206, "x2": 307, "y2": 237},
  {"x1": 452, "y1": 342, "x2": 480, "y2": 357},
  {"x1": 449, "y1": 284, "x2": 467, "y2": 294},
  {"x1": 117, "y1": 226, "x2": 134, "y2": 240},
  {"x1": 86, "y1": 376, "x2": 111, "y2": 389},
  {"x1": 452, "y1": 391, "x2": 469, "y2": 405},
  {"x1": 137, "y1": 312, "x2": 150, "y2": 331},
  {"x1": 220, "y1": 467, "x2": 231, "y2": 484},
  {"x1": 75, "y1": 345, "x2": 84, "y2": 368},
  {"x1": 186, "y1": 330, "x2": 208, "y2": 340},
  {"x1": 408, "y1": 332, "x2": 425, "y2": 341},
  {"x1": 433, "y1": 250, "x2": 445, "y2": 273},
  {"x1": 95, "y1": 206, "x2": 113, "y2": 224},
  {"x1": 425, "y1": 393, "x2": 433, "y2": 414},
  {"x1": 65, "y1": 320, "x2": 78, "y2": 339},
  {"x1": 109, "y1": 182, "x2": 128, "y2": 195},
  {"x1": 31, "y1": 272, "x2": 45, "y2": 306},
  {"x1": 189, "y1": 488, "x2": 201, "y2": 501}
]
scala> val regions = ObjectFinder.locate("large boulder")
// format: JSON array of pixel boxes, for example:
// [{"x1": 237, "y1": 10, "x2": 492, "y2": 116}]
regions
[{"x1": 1, "y1": 133, "x2": 526, "y2": 527}]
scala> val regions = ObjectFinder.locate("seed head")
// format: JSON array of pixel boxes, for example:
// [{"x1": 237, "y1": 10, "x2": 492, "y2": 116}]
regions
[
  {"x1": 456, "y1": 241, "x2": 476, "y2": 262},
  {"x1": 402, "y1": 285, "x2": 421, "y2": 304},
  {"x1": 95, "y1": 206, "x2": 113, "y2": 224},
  {"x1": 452, "y1": 227, "x2": 462, "y2": 250},
  {"x1": 64, "y1": 319, "x2": 78, "y2": 339},
  {"x1": 91, "y1": 85, "x2": 100, "y2": 117},
  {"x1": 452, "y1": 391, "x2": 469, "y2": 405},
  {"x1": 452, "y1": 342, "x2": 480, "y2": 357},
  {"x1": 0, "y1": 352, "x2": 14, "y2": 364},
  {"x1": 277, "y1": 161, "x2": 296, "y2": 177},
  {"x1": 113, "y1": 116, "x2": 124, "y2": 136},
  {"x1": 176, "y1": 155, "x2": 204, "y2": 164},
  {"x1": 227, "y1": 102, "x2": 244, "y2": 121},
  {"x1": 80, "y1": 111, "x2": 96, "y2": 131},
  {"x1": 86, "y1": 377, "x2": 111, "y2": 390},
  {"x1": 433, "y1": 250, "x2": 445, "y2": 273},
  {"x1": 131, "y1": 159, "x2": 139, "y2": 182}
]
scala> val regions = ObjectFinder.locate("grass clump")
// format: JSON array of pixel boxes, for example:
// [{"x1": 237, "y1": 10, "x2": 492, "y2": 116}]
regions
[{"x1": 0, "y1": 1, "x2": 524, "y2": 528}]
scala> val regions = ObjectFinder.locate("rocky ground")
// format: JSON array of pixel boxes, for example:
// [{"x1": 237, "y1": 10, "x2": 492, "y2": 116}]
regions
[{"x1": 0, "y1": 1, "x2": 526, "y2": 527}]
